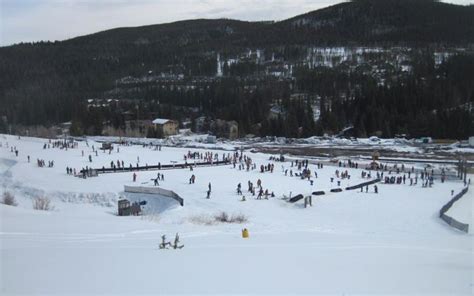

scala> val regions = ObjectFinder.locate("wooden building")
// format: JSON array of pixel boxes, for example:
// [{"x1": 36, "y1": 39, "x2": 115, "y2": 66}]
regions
[
  {"x1": 152, "y1": 118, "x2": 179, "y2": 137},
  {"x1": 118, "y1": 199, "x2": 142, "y2": 216}
]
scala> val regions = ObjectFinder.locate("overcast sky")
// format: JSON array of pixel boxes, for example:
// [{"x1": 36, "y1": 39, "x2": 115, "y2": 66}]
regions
[{"x1": 1, "y1": 0, "x2": 473, "y2": 46}]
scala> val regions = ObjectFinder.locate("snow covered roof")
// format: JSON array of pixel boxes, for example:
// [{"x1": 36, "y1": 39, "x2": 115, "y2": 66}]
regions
[{"x1": 152, "y1": 118, "x2": 173, "y2": 125}]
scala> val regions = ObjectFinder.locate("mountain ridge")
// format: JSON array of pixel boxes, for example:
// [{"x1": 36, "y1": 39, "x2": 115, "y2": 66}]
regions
[{"x1": 3, "y1": 0, "x2": 469, "y2": 48}]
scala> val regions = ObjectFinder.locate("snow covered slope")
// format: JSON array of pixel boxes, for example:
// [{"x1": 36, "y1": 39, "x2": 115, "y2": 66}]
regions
[{"x1": 0, "y1": 134, "x2": 472, "y2": 294}]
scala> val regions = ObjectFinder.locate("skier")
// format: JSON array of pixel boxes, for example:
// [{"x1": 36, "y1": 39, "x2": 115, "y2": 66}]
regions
[{"x1": 133, "y1": 172, "x2": 137, "y2": 182}]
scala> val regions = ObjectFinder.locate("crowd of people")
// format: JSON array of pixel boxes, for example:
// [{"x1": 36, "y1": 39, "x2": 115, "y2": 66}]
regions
[{"x1": 4, "y1": 135, "x2": 469, "y2": 204}]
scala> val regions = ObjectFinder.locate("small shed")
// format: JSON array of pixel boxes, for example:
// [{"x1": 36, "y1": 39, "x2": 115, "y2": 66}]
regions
[
  {"x1": 207, "y1": 135, "x2": 217, "y2": 144},
  {"x1": 118, "y1": 199, "x2": 142, "y2": 216}
]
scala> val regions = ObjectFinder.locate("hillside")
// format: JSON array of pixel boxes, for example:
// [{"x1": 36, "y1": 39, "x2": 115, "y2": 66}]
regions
[{"x1": 0, "y1": 0, "x2": 473, "y2": 139}]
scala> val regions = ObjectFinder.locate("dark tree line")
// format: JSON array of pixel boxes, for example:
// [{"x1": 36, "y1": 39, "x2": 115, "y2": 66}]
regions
[
  {"x1": 290, "y1": 53, "x2": 473, "y2": 139},
  {"x1": 0, "y1": 0, "x2": 473, "y2": 138}
]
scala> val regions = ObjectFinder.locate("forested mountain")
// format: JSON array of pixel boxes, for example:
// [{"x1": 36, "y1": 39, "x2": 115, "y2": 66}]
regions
[{"x1": 0, "y1": 0, "x2": 473, "y2": 139}]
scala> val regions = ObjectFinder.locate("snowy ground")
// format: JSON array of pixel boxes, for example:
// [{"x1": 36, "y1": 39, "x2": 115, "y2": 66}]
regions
[{"x1": 0, "y1": 134, "x2": 472, "y2": 295}]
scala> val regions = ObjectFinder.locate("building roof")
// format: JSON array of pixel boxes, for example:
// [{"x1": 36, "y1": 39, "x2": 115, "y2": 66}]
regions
[{"x1": 152, "y1": 118, "x2": 174, "y2": 125}]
